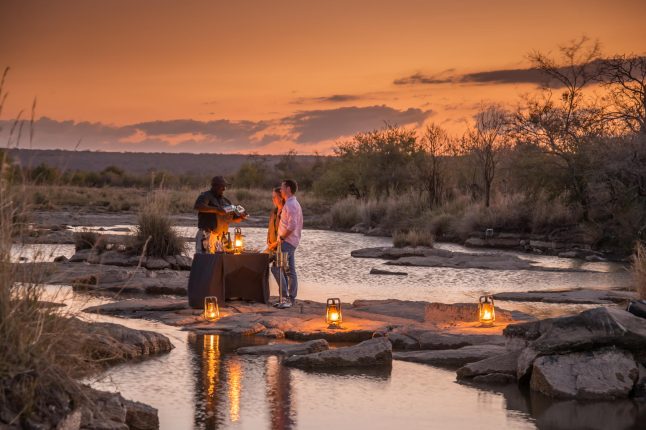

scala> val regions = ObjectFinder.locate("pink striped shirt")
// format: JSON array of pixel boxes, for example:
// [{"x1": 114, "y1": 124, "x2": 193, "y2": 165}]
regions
[{"x1": 278, "y1": 195, "x2": 303, "y2": 247}]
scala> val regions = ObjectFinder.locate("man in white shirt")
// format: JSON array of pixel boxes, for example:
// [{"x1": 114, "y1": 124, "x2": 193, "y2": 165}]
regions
[{"x1": 275, "y1": 179, "x2": 303, "y2": 308}]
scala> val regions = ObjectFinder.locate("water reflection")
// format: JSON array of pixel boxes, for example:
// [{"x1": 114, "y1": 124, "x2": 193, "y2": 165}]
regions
[
  {"x1": 266, "y1": 356, "x2": 295, "y2": 430},
  {"x1": 463, "y1": 380, "x2": 646, "y2": 430}
]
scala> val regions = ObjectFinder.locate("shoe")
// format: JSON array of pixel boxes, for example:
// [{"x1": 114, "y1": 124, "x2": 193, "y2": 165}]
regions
[
  {"x1": 272, "y1": 301, "x2": 284, "y2": 308},
  {"x1": 278, "y1": 301, "x2": 292, "y2": 309}
]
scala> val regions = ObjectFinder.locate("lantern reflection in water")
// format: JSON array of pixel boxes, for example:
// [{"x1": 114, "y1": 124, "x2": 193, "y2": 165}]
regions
[
  {"x1": 227, "y1": 359, "x2": 242, "y2": 422},
  {"x1": 478, "y1": 294, "x2": 496, "y2": 326},
  {"x1": 203, "y1": 335, "x2": 220, "y2": 401}
]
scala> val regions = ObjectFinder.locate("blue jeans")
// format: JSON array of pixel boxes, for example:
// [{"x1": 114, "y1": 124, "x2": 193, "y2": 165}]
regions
[{"x1": 273, "y1": 241, "x2": 297, "y2": 302}]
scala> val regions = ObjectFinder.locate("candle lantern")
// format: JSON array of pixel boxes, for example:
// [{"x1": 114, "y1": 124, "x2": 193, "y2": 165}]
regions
[
  {"x1": 478, "y1": 294, "x2": 495, "y2": 326},
  {"x1": 326, "y1": 298, "x2": 342, "y2": 327},
  {"x1": 204, "y1": 296, "x2": 220, "y2": 321},
  {"x1": 233, "y1": 227, "x2": 244, "y2": 254}
]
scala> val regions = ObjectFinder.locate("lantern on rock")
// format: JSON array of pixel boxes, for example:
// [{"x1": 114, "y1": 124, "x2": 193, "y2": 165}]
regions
[
  {"x1": 233, "y1": 227, "x2": 244, "y2": 255},
  {"x1": 204, "y1": 296, "x2": 220, "y2": 321},
  {"x1": 478, "y1": 294, "x2": 495, "y2": 326},
  {"x1": 326, "y1": 298, "x2": 342, "y2": 327}
]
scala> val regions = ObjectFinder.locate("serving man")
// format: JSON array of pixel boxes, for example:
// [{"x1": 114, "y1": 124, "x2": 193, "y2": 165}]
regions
[
  {"x1": 194, "y1": 175, "x2": 246, "y2": 253},
  {"x1": 275, "y1": 179, "x2": 303, "y2": 308}
]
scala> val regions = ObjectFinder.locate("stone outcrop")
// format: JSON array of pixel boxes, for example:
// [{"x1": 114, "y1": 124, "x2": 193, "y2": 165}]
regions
[
  {"x1": 501, "y1": 307, "x2": 646, "y2": 399},
  {"x1": 284, "y1": 337, "x2": 392, "y2": 369},
  {"x1": 530, "y1": 348, "x2": 639, "y2": 399},
  {"x1": 237, "y1": 339, "x2": 329, "y2": 357}
]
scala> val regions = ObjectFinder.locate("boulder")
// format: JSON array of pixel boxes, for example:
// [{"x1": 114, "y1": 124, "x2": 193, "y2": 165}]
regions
[
  {"x1": 503, "y1": 307, "x2": 646, "y2": 355},
  {"x1": 530, "y1": 348, "x2": 639, "y2": 399},
  {"x1": 394, "y1": 345, "x2": 506, "y2": 367},
  {"x1": 123, "y1": 399, "x2": 160, "y2": 430},
  {"x1": 386, "y1": 333, "x2": 419, "y2": 350},
  {"x1": 284, "y1": 337, "x2": 392, "y2": 369},
  {"x1": 456, "y1": 350, "x2": 520, "y2": 380},
  {"x1": 237, "y1": 339, "x2": 329, "y2": 357}
]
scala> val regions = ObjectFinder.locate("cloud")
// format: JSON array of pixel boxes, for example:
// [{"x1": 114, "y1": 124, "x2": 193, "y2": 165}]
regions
[
  {"x1": 291, "y1": 94, "x2": 364, "y2": 104},
  {"x1": 0, "y1": 104, "x2": 433, "y2": 152},
  {"x1": 392, "y1": 64, "x2": 604, "y2": 87},
  {"x1": 284, "y1": 105, "x2": 433, "y2": 143}
]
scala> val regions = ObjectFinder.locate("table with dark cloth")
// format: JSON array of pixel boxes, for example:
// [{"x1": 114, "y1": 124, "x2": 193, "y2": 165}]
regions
[{"x1": 187, "y1": 252, "x2": 269, "y2": 308}]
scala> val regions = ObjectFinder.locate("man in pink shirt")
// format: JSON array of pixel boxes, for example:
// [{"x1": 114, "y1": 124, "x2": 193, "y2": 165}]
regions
[{"x1": 276, "y1": 179, "x2": 303, "y2": 308}]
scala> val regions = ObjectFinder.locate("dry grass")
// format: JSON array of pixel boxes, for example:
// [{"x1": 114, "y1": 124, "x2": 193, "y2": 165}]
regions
[
  {"x1": 329, "y1": 196, "x2": 362, "y2": 229},
  {"x1": 633, "y1": 241, "x2": 646, "y2": 299},
  {"x1": 0, "y1": 180, "x2": 102, "y2": 426},
  {"x1": 392, "y1": 228, "x2": 435, "y2": 248},
  {"x1": 133, "y1": 192, "x2": 186, "y2": 257}
]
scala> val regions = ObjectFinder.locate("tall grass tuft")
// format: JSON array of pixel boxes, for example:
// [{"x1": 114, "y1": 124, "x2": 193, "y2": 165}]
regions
[
  {"x1": 329, "y1": 197, "x2": 362, "y2": 229},
  {"x1": 633, "y1": 241, "x2": 646, "y2": 299},
  {"x1": 73, "y1": 230, "x2": 99, "y2": 251},
  {"x1": 133, "y1": 192, "x2": 185, "y2": 257},
  {"x1": 392, "y1": 228, "x2": 434, "y2": 248}
]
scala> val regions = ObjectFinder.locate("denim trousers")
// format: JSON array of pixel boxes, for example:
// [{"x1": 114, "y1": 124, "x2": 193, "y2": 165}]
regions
[{"x1": 272, "y1": 241, "x2": 297, "y2": 302}]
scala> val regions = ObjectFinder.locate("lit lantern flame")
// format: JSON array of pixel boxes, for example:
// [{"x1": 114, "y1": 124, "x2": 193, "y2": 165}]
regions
[
  {"x1": 233, "y1": 227, "x2": 244, "y2": 255},
  {"x1": 326, "y1": 298, "x2": 342, "y2": 327},
  {"x1": 204, "y1": 296, "x2": 220, "y2": 321},
  {"x1": 478, "y1": 294, "x2": 495, "y2": 326}
]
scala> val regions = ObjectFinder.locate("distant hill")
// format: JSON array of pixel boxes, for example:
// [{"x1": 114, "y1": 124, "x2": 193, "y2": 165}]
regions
[{"x1": 7, "y1": 149, "x2": 321, "y2": 175}]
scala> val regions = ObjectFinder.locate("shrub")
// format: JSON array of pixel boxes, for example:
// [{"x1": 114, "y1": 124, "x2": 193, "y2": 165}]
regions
[{"x1": 133, "y1": 194, "x2": 185, "y2": 257}]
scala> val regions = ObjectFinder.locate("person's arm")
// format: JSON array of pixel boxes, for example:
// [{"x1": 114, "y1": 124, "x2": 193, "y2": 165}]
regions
[{"x1": 194, "y1": 193, "x2": 229, "y2": 216}]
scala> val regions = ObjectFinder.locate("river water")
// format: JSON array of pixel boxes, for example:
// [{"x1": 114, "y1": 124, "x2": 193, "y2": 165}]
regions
[{"x1": 18, "y1": 227, "x2": 645, "y2": 429}]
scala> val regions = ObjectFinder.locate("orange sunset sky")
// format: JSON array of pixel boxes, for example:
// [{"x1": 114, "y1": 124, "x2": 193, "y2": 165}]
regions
[{"x1": 1, "y1": 0, "x2": 645, "y2": 154}]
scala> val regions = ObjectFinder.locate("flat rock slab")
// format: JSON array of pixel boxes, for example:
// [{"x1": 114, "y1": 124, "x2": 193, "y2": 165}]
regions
[
  {"x1": 351, "y1": 246, "x2": 438, "y2": 259},
  {"x1": 284, "y1": 337, "x2": 392, "y2": 369},
  {"x1": 386, "y1": 253, "x2": 537, "y2": 271},
  {"x1": 405, "y1": 330, "x2": 506, "y2": 350},
  {"x1": 84, "y1": 298, "x2": 188, "y2": 315},
  {"x1": 530, "y1": 348, "x2": 639, "y2": 399},
  {"x1": 369, "y1": 268, "x2": 408, "y2": 276},
  {"x1": 457, "y1": 350, "x2": 521, "y2": 380},
  {"x1": 393, "y1": 345, "x2": 507, "y2": 367},
  {"x1": 494, "y1": 288, "x2": 636, "y2": 305},
  {"x1": 237, "y1": 339, "x2": 329, "y2": 357},
  {"x1": 76, "y1": 319, "x2": 174, "y2": 363}
]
